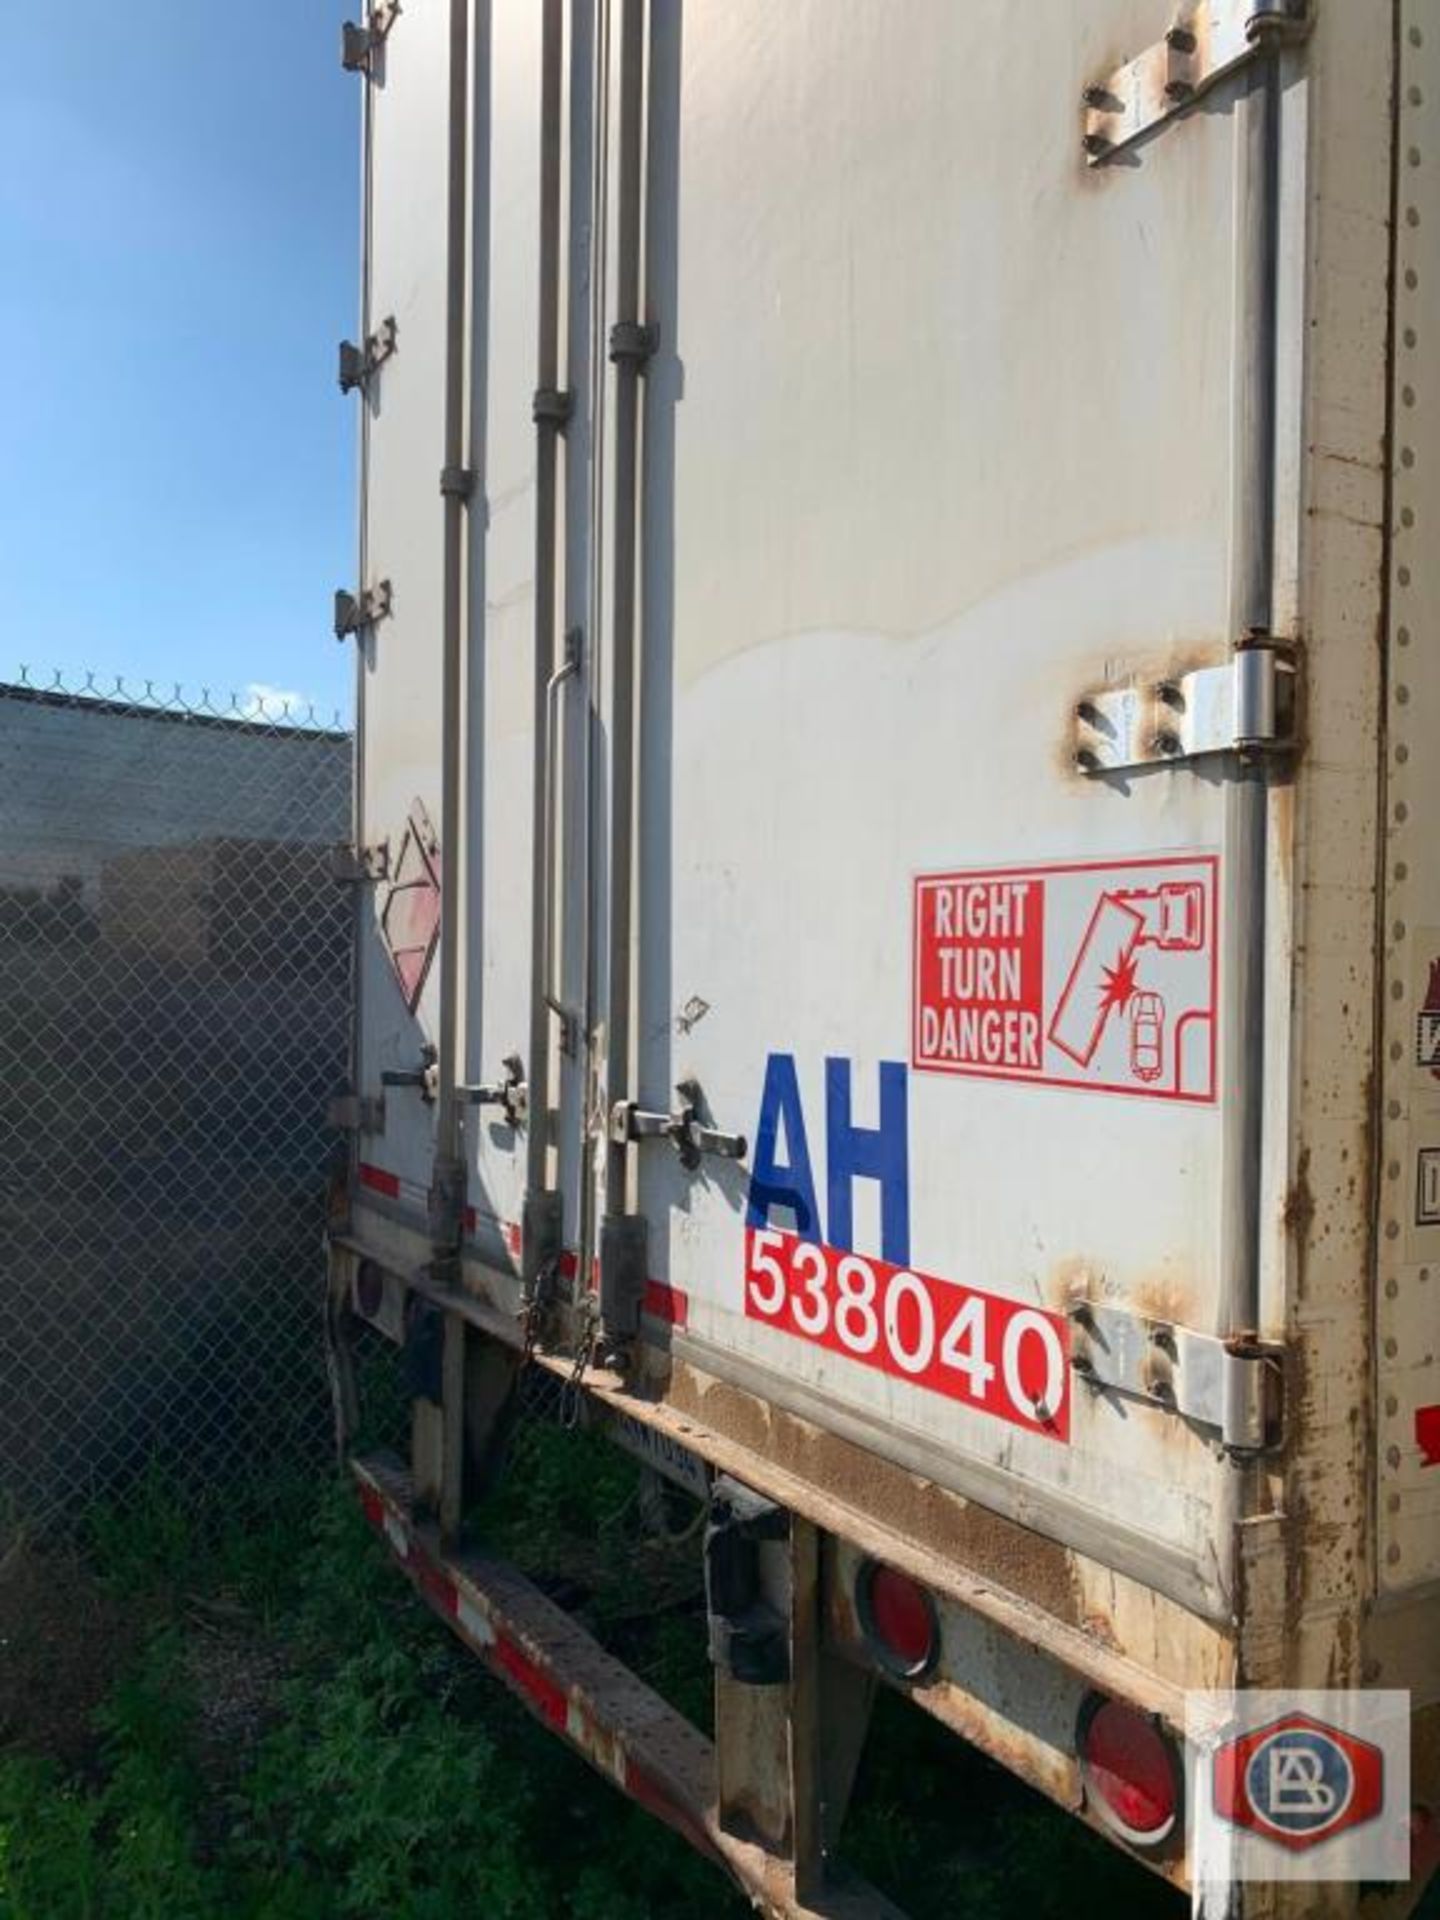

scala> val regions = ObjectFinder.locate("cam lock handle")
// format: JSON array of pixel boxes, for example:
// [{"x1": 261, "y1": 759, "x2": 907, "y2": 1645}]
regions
[
  {"x1": 381, "y1": 1044, "x2": 438, "y2": 1104},
  {"x1": 610, "y1": 1079, "x2": 747, "y2": 1172},
  {"x1": 461, "y1": 1053, "x2": 527, "y2": 1128}
]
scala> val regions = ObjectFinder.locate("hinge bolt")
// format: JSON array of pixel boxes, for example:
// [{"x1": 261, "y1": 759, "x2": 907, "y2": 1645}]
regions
[
  {"x1": 1150, "y1": 730, "x2": 1181, "y2": 757},
  {"x1": 1081, "y1": 133, "x2": 1112, "y2": 158},
  {"x1": 1165, "y1": 24, "x2": 1197, "y2": 52},
  {"x1": 1154, "y1": 681, "x2": 1184, "y2": 709},
  {"x1": 1163, "y1": 79, "x2": 1195, "y2": 101},
  {"x1": 1074, "y1": 747, "x2": 1102, "y2": 772},
  {"x1": 1081, "y1": 84, "x2": 1112, "y2": 110},
  {"x1": 1074, "y1": 698, "x2": 1101, "y2": 724}
]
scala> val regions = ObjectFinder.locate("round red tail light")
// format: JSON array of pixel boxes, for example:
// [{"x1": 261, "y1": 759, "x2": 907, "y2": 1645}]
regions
[
  {"x1": 855, "y1": 1560, "x2": 939, "y2": 1680},
  {"x1": 1077, "y1": 1694, "x2": 1180, "y2": 1847}
]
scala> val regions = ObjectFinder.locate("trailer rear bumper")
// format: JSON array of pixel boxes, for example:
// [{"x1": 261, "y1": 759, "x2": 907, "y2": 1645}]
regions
[
  {"x1": 332, "y1": 1245, "x2": 1198, "y2": 1901},
  {"x1": 351, "y1": 1451, "x2": 904, "y2": 1920}
]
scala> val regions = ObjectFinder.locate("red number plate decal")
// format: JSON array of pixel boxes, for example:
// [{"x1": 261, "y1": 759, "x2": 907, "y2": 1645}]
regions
[{"x1": 744, "y1": 1228, "x2": 1070, "y2": 1441}]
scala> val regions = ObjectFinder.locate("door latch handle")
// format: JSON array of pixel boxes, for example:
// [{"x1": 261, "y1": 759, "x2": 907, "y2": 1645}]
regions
[
  {"x1": 461, "y1": 1053, "x2": 527, "y2": 1128},
  {"x1": 610, "y1": 1079, "x2": 747, "y2": 1172},
  {"x1": 381, "y1": 1044, "x2": 438, "y2": 1104}
]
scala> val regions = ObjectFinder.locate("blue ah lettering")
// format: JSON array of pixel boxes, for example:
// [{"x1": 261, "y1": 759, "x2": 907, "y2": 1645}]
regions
[{"x1": 745, "y1": 1053, "x2": 910, "y2": 1265}]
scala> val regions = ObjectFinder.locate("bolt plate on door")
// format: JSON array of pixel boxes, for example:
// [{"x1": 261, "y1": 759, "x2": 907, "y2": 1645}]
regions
[
  {"x1": 1069, "y1": 1300, "x2": 1282, "y2": 1452},
  {"x1": 1073, "y1": 648, "x2": 1296, "y2": 775},
  {"x1": 1081, "y1": 1, "x2": 1309, "y2": 165}
]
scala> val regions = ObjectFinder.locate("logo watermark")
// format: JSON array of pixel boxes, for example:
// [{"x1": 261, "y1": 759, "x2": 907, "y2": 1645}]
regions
[{"x1": 1187, "y1": 1690, "x2": 1411, "y2": 1887}]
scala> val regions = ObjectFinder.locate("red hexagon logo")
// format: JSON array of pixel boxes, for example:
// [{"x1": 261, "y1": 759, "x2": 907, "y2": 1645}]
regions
[{"x1": 1212, "y1": 1712, "x2": 1385, "y2": 1852}]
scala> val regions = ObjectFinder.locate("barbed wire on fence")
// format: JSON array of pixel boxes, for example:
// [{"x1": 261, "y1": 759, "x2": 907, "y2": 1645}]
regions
[{"x1": 9, "y1": 663, "x2": 349, "y2": 737}]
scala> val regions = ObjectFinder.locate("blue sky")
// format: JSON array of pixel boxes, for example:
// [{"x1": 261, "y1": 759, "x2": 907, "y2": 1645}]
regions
[{"x1": 0, "y1": 5, "x2": 359, "y2": 723}]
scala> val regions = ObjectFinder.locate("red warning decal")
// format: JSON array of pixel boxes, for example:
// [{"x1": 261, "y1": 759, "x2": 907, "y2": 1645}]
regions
[{"x1": 913, "y1": 854, "x2": 1218, "y2": 1103}]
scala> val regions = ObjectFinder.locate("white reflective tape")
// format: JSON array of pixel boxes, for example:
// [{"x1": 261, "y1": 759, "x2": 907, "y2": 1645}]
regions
[
  {"x1": 456, "y1": 1593, "x2": 494, "y2": 1646},
  {"x1": 383, "y1": 1512, "x2": 409, "y2": 1559}
]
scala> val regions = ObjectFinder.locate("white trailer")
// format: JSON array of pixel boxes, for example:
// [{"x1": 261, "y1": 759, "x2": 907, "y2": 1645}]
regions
[{"x1": 325, "y1": 2, "x2": 1440, "y2": 1912}]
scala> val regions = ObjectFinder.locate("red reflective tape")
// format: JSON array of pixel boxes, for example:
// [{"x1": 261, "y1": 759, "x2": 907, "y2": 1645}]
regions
[
  {"x1": 495, "y1": 1635, "x2": 568, "y2": 1729},
  {"x1": 491, "y1": 1225, "x2": 577, "y2": 1277},
  {"x1": 627, "y1": 1761, "x2": 678, "y2": 1823},
  {"x1": 358, "y1": 1161, "x2": 402, "y2": 1200},
  {"x1": 1416, "y1": 1405, "x2": 1440, "y2": 1467},
  {"x1": 353, "y1": 1472, "x2": 724, "y2": 1865},
  {"x1": 463, "y1": 1216, "x2": 525, "y2": 1258},
  {"x1": 415, "y1": 1555, "x2": 459, "y2": 1619},
  {"x1": 628, "y1": 1763, "x2": 718, "y2": 1860},
  {"x1": 643, "y1": 1278, "x2": 688, "y2": 1328}
]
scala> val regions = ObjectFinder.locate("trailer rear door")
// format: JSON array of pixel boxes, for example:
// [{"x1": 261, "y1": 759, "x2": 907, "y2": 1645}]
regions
[{"x1": 600, "y1": 0, "x2": 1298, "y2": 1618}]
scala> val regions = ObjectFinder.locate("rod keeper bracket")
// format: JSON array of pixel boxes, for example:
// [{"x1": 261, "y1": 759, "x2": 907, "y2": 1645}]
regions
[
  {"x1": 608, "y1": 321, "x2": 659, "y2": 367},
  {"x1": 439, "y1": 466, "x2": 476, "y2": 500},
  {"x1": 532, "y1": 386, "x2": 574, "y2": 427}
]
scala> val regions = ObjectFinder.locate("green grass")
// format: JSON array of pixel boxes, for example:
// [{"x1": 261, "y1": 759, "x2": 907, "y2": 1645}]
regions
[
  {"x1": 0, "y1": 1461, "x2": 737, "y2": 1920},
  {"x1": 1, "y1": 1434, "x2": 1192, "y2": 1920},
  {"x1": 1, "y1": 1634, "x2": 220, "y2": 1920}
]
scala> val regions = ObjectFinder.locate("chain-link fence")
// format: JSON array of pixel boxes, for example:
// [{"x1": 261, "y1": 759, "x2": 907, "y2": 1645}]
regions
[{"x1": 0, "y1": 671, "x2": 352, "y2": 1529}]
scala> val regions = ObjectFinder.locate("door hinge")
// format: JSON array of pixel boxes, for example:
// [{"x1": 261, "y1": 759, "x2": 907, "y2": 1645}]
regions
[
  {"x1": 1068, "y1": 1300, "x2": 1284, "y2": 1452},
  {"x1": 334, "y1": 579, "x2": 392, "y2": 642},
  {"x1": 329, "y1": 839, "x2": 389, "y2": 884},
  {"x1": 327, "y1": 1090, "x2": 386, "y2": 1135},
  {"x1": 339, "y1": 316, "x2": 397, "y2": 395},
  {"x1": 341, "y1": 1, "x2": 399, "y2": 75},
  {"x1": 1072, "y1": 641, "x2": 1297, "y2": 776},
  {"x1": 1081, "y1": 1, "x2": 1309, "y2": 165}
]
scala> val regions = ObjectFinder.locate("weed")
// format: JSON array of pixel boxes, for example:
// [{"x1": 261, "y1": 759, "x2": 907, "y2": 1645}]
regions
[
  {"x1": 0, "y1": 1457, "x2": 1203, "y2": 1919},
  {"x1": 3, "y1": 1467, "x2": 739, "y2": 1919},
  {"x1": 0, "y1": 1634, "x2": 216, "y2": 1920},
  {"x1": 84, "y1": 1460, "x2": 319, "y2": 1628},
  {"x1": 0, "y1": 1757, "x2": 101, "y2": 1920},
  {"x1": 239, "y1": 1640, "x2": 543, "y2": 1919},
  {"x1": 84, "y1": 1461, "x2": 199, "y2": 1606}
]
